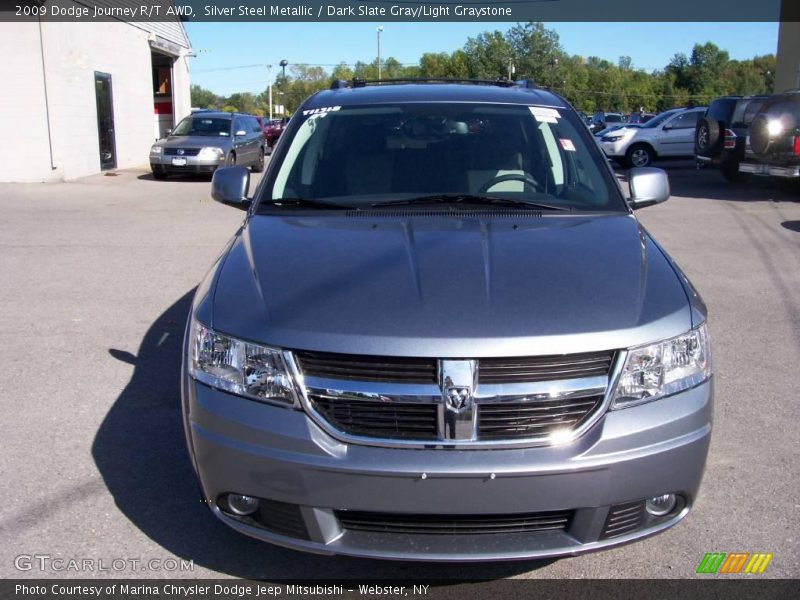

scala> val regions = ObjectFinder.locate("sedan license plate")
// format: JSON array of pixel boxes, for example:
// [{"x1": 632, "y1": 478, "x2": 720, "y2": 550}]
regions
[{"x1": 171, "y1": 157, "x2": 187, "y2": 167}]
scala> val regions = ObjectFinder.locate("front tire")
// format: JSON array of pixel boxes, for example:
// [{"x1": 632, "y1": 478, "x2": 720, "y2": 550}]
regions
[
  {"x1": 626, "y1": 144, "x2": 654, "y2": 169},
  {"x1": 225, "y1": 152, "x2": 236, "y2": 168},
  {"x1": 151, "y1": 166, "x2": 167, "y2": 180}
]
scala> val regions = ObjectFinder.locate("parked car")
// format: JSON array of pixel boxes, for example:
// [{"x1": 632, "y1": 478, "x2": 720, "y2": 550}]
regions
[
  {"x1": 628, "y1": 112, "x2": 656, "y2": 124},
  {"x1": 594, "y1": 123, "x2": 642, "y2": 137},
  {"x1": 739, "y1": 91, "x2": 800, "y2": 183},
  {"x1": 183, "y1": 79, "x2": 713, "y2": 561},
  {"x1": 695, "y1": 95, "x2": 769, "y2": 182},
  {"x1": 600, "y1": 107, "x2": 707, "y2": 168},
  {"x1": 257, "y1": 116, "x2": 288, "y2": 151},
  {"x1": 589, "y1": 111, "x2": 624, "y2": 133},
  {"x1": 149, "y1": 112, "x2": 266, "y2": 179}
]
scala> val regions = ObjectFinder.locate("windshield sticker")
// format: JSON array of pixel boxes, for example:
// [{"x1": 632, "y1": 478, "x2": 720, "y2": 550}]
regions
[
  {"x1": 529, "y1": 106, "x2": 561, "y2": 123},
  {"x1": 559, "y1": 138, "x2": 576, "y2": 152},
  {"x1": 302, "y1": 106, "x2": 341, "y2": 116}
]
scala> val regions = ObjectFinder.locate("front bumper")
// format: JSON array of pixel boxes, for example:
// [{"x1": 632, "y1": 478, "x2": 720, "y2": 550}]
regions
[
  {"x1": 599, "y1": 139, "x2": 628, "y2": 158},
  {"x1": 738, "y1": 162, "x2": 800, "y2": 178},
  {"x1": 183, "y1": 378, "x2": 712, "y2": 561},
  {"x1": 150, "y1": 154, "x2": 224, "y2": 175}
]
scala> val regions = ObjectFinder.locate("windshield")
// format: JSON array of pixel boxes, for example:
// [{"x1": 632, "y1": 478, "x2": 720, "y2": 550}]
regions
[
  {"x1": 640, "y1": 110, "x2": 681, "y2": 129},
  {"x1": 605, "y1": 114, "x2": 623, "y2": 123},
  {"x1": 261, "y1": 102, "x2": 624, "y2": 211},
  {"x1": 172, "y1": 116, "x2": 231, "y2": 137}
]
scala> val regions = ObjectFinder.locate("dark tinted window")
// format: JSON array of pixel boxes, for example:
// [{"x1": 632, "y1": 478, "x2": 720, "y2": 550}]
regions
[
  {"x1": 763, "y1": 100, "x2": 800, "y2": 132},
  {"x1": 743, "y1": 98, "x2": 769, "y2": 126},
  {"x1": 707, "y1": 98, "x2": 738, "y2": 123}
]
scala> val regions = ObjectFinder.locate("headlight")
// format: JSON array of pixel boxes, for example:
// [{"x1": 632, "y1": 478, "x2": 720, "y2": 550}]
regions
[
  {"x1": 198, "y1": 147, "x2": 225, "y2": 160},
  {"x1": 189, "y1": 319, "x2": 297, "y2": 406},
  {"x1": 602, "y1": 135, "x2": 624, "y2": 143},
  {"x1": 611, "y1": 323, "x2": 711, "y2": 409},
  {"x1": 150, "y1": 145, "x2": 162, "y2": 154}
]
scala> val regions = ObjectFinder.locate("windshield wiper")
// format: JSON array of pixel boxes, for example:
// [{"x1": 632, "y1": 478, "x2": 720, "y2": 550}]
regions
[
  {"x1": 369, "y1": 194, "x2": 571, "y2": 211},
  {"x1": 258, "y1": 197, "x2": 356, "y2": 211}
]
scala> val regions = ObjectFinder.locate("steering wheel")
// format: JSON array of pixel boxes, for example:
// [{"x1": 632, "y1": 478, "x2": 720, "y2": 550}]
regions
[{"x1": 478, "y1": 173, "x2": 541, "y2": 194}]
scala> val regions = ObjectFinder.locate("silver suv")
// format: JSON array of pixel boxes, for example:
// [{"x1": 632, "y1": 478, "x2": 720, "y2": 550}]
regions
[
  {"x1": 182, "y1": 80, "x2": 713, "y2": 561},
  {"x1": 149, "y1": 111, "x2": 265, "y2": 179}
]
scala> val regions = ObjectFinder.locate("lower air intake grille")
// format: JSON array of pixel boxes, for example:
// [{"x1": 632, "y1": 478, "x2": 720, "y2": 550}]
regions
[
  {"x1": 310, "y1": 395, "x2": 438, "y2": 440},
  {"x1": 253, "y1": 499, "x2": 310, "y2": 540},
  {"x1": 477, "y1": 395, "x2": 604, "y2": 440},
  {"x1": 336, "y1": 509, "x2": 573, "y2": 535},
  {"x1": 600, "y1": 500, "x2": 646, "y2": 539}
]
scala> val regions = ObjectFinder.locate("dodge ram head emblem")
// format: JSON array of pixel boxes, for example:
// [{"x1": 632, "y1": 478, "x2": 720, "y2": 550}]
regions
[{"x1": 446, "y1": 386, "x2": 471, "y2": 410}]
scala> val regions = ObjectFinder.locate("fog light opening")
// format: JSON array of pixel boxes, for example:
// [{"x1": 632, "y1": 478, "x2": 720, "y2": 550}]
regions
[
  {"x1": 645, "y1": 493, "x2": 677, "y2": 517},
  {"x1": 226, "y1": 494, "x2": 261, "y2": 516}
]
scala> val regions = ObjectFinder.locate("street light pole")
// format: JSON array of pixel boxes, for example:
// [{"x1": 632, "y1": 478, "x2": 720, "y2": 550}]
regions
[
  {"x1": 268, "y1": 64, "x2": 273, "y2": 121},
  {"x1": 376, "y1": 26, "x2": 384, "y2": 80},
  {"x1": 279, "y1": 59, "x2": 288, "y2": 117}
]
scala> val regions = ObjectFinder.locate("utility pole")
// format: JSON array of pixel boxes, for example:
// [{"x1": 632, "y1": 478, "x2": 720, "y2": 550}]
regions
[
  {"x1": 279, "y1": 59, "x2": 288, "y2": 116},
  {"x1": 376, "y1": 26, "x2": 384, "y2": 80},
  {"x1": 268, "y1": 64, "x2": 273, "y2": 121}
]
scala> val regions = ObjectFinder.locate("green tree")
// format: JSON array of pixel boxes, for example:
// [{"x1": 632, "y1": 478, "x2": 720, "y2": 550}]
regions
[{"x1": 190, "y1": 84, "x2": 221, "y2": 109}]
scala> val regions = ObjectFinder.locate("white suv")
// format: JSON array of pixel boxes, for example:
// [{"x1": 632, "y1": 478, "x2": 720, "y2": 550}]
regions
[{"x1": 599, "y1": 107, "x2": 707, "y2": 168}]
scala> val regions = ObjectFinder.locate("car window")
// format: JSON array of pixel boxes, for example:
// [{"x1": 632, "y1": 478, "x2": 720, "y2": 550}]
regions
[
  {"x1": 640, "y1": 110, "x2": 680, "y2": 128},
  {"x1": 707, "y1": 99, "x2": 737, "y2": 123},
  {"x1": 250, "y1": 117, "x2": 262, "y2": 134},
  {"x1": 172, "y1": 116, "x2": 231, "y2": 137},
  {"x1": 764, "y1": 100, "x2": 800, "y2": 131},
  {"x1": 669, "y1": 111, "x2": 701, "y2": 129},
  {"x1": 605, "y1": 114, "x2": 623, "y2": 123},
  {"x1": 262, "y1": 103, "x2": 625, "y2": 212}
]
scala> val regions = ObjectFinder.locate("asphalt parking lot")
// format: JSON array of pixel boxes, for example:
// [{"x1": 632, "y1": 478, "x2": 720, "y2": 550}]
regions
[{"x1": 1, "y1": 162, "x2": 798, "y2": 580}]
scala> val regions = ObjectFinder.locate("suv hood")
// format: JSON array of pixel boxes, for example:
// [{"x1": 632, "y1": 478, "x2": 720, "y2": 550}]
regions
[{"x1": 210, "y1": 213, "x2": 691, "y2": 357}]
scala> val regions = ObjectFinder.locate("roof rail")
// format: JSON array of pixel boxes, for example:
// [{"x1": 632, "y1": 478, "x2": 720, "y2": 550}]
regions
[{"x1": 329, "y1": 78, "x2": 537, "y2": 90}]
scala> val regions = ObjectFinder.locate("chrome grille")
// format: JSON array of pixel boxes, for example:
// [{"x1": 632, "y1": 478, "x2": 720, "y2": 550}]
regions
[
  {"x1": 293, "y1": 349, "x2": 617, "y2": 447},
  {"x1": 478, "y1": 395, "x2": 604, "y2": 440},
  {"x1": 336, "y1": 509, "x2": 572, "y2": 535}
]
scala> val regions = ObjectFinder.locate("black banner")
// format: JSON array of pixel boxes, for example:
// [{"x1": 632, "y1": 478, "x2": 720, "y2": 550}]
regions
[
  {"x1": 0, "y1": 0, "x2": 795, "y2": 22},
  {"x1": 4, "y1": 580, "x2": 800, "y2": 600}
]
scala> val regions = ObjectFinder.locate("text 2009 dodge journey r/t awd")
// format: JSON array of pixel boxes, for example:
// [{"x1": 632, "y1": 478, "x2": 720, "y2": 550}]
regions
[{"x1": 181, "y1": 80, "x2": 712, "y2": 561}]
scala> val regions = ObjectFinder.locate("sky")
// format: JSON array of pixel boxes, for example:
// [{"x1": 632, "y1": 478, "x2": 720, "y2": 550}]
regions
[{"x1": 185, "y1": 22, "x2": 779, "y2": 95}]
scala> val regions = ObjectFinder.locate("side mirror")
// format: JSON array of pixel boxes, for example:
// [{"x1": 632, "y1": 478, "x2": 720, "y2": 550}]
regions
[
  {"x1": 662, "y1": 124, "x2": 672, "y2": 130},
  {"x1": 628, "y1": 167, "x2": 670, "y2": 209},
  {"x1": 234, "y1": 130, "x2": 247, "y2": 137},
  {"x1": 165, "y1": 128, "x2": 172, "y2": 136},
  {"x1": 211, "y1": 166, "x2": 251, "y2": 210}
]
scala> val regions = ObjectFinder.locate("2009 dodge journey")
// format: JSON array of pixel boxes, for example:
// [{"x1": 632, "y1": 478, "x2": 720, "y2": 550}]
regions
[{"x1": 181, "y1": 79, "x2": 713, "y2": 561}]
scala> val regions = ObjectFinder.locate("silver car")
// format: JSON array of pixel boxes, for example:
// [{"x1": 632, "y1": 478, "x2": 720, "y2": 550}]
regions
[
  {"x1": 149, "y1": 111, "x2": 265, "y2": 179},
  {"x1": 182, "y1": 81, "x2": 712, "y2": 561}
]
